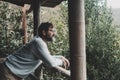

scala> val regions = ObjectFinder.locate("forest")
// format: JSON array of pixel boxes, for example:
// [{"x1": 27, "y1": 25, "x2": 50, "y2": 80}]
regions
[{"x1": 0, "y1": 0, "x2": 120, "y2": 80}]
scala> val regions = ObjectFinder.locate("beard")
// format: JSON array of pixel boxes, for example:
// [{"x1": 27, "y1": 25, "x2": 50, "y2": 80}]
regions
[{"x1": 46, "y1": 36, "x2": 55, "y2": 42}]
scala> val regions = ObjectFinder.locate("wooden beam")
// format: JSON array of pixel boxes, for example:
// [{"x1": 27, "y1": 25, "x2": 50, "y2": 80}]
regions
[
  {"x1": 55, "y1": 66, "x2": 70, "y2": 77},
  {"x1": 2, "y1": 0, "x2": 64, "y2": 7},
  {"x1": 32, "y1": 0, "x2": 40, "y2": 36},
  {"x1": 22, "y1": 5, "x2": 28, "y2": 44},
  {"x1": 68, "y1": 0, "x2": 87, "y2": 80}
]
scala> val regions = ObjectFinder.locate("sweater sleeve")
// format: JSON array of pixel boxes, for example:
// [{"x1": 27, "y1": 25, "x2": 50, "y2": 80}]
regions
[{"x1": 34, "y1": 37, "x2": 63, "y2": 68}]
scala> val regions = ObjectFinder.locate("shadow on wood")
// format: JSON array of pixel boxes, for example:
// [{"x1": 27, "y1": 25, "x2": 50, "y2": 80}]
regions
[{"x1": 2, "y1": 0, "x2": 64, "y2": 7}]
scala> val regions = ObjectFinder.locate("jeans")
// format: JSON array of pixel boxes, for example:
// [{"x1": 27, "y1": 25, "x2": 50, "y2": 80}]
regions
[{"x1": 0, "y1": 62, "x2": 22, "y2": 80}]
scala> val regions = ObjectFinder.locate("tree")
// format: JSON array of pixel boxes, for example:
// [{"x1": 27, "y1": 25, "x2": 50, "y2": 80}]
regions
[
  {"x1": 85, "y1": 0, "x2": 120, "y2": 80},
  {"x1": 0, "y1": 2, "x2": 23, "y2": 57}
]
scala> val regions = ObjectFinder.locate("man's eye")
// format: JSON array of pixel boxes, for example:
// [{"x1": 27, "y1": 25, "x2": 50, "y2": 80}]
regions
[{"x1": 49, "y1": 30, "x2": 55, "y2": 32}]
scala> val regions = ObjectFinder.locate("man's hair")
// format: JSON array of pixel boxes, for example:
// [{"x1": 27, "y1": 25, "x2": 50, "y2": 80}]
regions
[{"x1": 38, "y1": 22, "x2": 53, "y2": 37}]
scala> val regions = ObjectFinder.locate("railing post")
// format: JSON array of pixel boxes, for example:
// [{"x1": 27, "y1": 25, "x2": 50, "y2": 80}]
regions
[
  {"x1": 32, "y1": 0, "x2": 41, "y2": 36},
  {"x1": 22, "y1": 5, "x2": 28, "y2": 44},
  {"x1": 68, "y1": 0, "x2": 87, "y2": 80}
]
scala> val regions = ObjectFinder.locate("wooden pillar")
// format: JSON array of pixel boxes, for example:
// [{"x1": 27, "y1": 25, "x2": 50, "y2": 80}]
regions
[
  {"x1": 32, "y1": 0, "x2": 41, "y2": 36},
  {"x1": 32, "y1": 0, "x2": 41, "y2": 79},
  {"x1": 22, "y1": 4, "x2": 28, "y2": 44},
  {"x1": 68, "y1": 0, "x2": 87, "y2": 80}
]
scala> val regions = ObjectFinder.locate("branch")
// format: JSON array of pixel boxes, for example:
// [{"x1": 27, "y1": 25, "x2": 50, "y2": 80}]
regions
[{"x1": 54, "y1": 66, "x2": 70, "y2": 77}]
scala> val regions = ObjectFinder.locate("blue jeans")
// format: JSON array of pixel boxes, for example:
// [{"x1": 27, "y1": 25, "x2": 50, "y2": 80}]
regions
[{"x1": 0, "y1": 62, "x2": 22, "y2": 80}]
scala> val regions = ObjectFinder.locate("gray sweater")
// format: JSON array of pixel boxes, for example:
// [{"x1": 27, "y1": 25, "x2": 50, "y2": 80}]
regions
[{"x1": 5, "y1": 36, "x2": 63, "y2": 78}]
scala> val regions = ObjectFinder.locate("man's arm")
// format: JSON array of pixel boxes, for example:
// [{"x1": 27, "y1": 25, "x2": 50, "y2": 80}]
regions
[
  {"x1": 52, "y1": 55, "x2": 70, "y2": 69},
  {"x1": 54, "y1": 66, "x2": 70, "y2": 76},
  {"x1": 34, "y1": 37, "x2": 70, "y2": 77},
  {"x1": 35, "y1": 37, "x2": 64, "y2": 67}
]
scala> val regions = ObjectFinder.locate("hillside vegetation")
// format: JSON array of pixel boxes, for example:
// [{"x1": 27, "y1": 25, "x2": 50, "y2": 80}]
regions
[{"x1": 112, "y1": 8, "x2": 120, "y2": 25}]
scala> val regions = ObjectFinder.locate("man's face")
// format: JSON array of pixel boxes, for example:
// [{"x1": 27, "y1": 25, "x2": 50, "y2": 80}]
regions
[{"x1": 45, "y1": 27, "x2": 56, "y2": 41}]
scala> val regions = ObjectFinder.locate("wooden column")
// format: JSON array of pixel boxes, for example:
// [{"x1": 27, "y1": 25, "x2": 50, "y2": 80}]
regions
[
  {"x1": 32, "y1": 0, "x2": 41, "y2": 36},
  {"x1": 22, "y1": 5, "x2": 28, "y2": 44},
  {"x1": 68, "y1": 0, "x2": 87, "y2": 80}
]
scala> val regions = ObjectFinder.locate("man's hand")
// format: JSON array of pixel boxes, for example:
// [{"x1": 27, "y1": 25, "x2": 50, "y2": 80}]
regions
[{"x1": 61, "y1": 56, "x2": 70, "y2": 69}]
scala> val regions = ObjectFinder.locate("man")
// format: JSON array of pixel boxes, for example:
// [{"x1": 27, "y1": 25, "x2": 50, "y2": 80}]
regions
[{"x1": 0, "y1": 22, "x2": 70, "y2": 80}]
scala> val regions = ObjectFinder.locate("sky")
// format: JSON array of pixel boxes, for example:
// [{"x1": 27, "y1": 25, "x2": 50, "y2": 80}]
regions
[{"x1": 107, "y1": 0, "x2": 120, "y2": 8}]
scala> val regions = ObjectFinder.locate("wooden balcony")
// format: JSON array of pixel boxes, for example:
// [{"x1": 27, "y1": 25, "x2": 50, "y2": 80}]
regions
[{"x1": 3, "y1": 0, "x2": 64, "y2": 7}]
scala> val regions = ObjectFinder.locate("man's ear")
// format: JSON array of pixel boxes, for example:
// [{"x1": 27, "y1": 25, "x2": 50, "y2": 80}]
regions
[{"x1": 42, "y1": 30, "x2": 46, "y2": 36}]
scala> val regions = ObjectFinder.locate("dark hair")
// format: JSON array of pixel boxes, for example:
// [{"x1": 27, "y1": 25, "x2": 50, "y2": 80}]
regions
[{"x1": 38, "y1": 22, "x2": 53, "y2": 37}]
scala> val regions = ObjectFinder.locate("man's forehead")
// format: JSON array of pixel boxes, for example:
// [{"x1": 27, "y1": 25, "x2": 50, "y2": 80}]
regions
[
  {"x1": 48, "y1": 27, "x2": 56, "y2": 32},
  {"x1": 49, "y1": 27, "x2": 55, "y2": 30}
]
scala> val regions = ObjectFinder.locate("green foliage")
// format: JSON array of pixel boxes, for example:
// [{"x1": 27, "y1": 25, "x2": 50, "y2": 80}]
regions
[
  {"x1": 0, "y1": 2, "x2": 23, "y2": 57},
  {"x1": 0, "y1": 2, "x2": 33, "y2": 57},
  {"x1": 85, "y1": 0, "x2": 120, "y2": 80}
]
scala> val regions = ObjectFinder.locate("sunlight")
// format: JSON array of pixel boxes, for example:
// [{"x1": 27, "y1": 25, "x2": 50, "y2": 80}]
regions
[{"x1": 107, "y1": 0, "x2": 120, "y2": 8}]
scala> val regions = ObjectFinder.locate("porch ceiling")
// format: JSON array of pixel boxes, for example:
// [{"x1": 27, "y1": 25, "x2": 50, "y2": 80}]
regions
[{"x1": 3, "y1": 0, "x2": 64, "y2": 7}]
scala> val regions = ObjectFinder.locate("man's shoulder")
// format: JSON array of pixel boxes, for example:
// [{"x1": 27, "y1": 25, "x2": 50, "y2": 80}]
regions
[
  {"x1": 31, "y1": 36, "x2": 47, "y2": 49},
  {"x1": 31, "y1": 36, "x2": 45, "y2": 45},
  {"x1": 32, "y1": 36, "x2": 42, "y2": 42}
]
